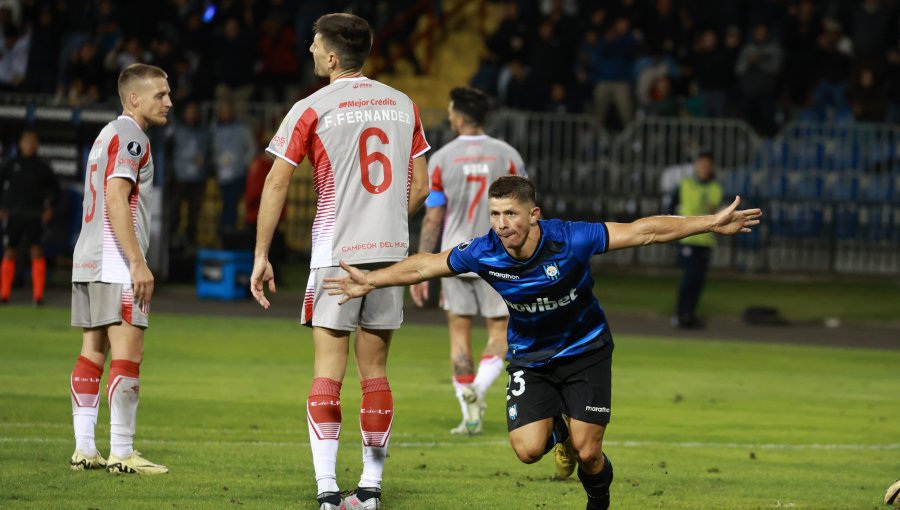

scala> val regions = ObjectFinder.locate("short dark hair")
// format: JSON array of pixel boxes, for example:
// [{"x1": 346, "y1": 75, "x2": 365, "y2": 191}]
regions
[
  {"x1": 489, "y1": 176, "x2": 536, "y2": 205},
  {"x1": 313, "y1": 13, "x2": 373, "y2": 71},
  {"x1": 450, "y1": 87, "x2": 490, "y2": 126},
  {"x1": 118, "y1": 63, "x2": 167, "y2": 101}
]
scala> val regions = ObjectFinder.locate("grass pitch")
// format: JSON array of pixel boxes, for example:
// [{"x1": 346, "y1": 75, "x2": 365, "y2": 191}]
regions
[{"x1": 1, "y1": 306, "x2": 898, "y2": 509}]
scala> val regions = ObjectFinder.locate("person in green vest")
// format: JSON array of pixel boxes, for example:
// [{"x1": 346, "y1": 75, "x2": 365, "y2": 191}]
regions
[{"x1": 671, "y1": 152, "x2": 723, "y2": 328}]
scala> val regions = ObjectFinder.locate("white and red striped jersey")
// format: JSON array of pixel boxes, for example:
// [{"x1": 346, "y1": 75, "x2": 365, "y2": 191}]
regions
[
  {"x1": 267, "y1": 76, "x2": 430, "y2": 268},
  {"x1": 72, "y1": 116, "x2": 153, "y2": 284},
  {"x1": 427, "y1": 134, "x2": 525, "y2": 251}
]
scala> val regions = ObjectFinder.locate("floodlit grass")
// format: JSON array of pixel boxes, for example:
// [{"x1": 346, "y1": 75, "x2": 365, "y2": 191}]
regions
[{"x1": 1, "y1": 306, "x2": 898, "y2": 509}]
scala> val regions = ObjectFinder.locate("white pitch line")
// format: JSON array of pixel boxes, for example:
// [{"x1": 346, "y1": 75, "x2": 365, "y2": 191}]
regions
[{"x1": 1, "y1": 436, "x2": 897, "y2": 451}]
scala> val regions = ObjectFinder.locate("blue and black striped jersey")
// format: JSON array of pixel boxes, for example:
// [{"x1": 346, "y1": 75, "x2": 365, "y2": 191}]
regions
[{"x1": 448, "y1": 219, "x2": 612, "y2": 368}]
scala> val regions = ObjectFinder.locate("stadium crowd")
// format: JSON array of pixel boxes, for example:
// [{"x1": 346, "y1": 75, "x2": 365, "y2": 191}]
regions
[{"x1": 474, "y1": 0, "x2": 900, "y2": 134}]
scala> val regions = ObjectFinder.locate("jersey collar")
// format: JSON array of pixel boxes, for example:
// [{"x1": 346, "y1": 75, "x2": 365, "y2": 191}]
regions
[
  {"x1": 118, "y1": 115, "x2": 142, "y2": 130},
  {"x1": 334, "y1": 76, "x2": 369, "y2": 83},
  {"x1": 458, "y1": 135, "x2": 488, "y2": 141}
]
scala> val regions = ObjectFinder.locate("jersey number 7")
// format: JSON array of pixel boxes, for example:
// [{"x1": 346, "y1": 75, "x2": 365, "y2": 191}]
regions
[
  {"x1": 466, "y1": 175, "x2": 487, "y2": 223},
  {"x1": 359, "y1": 127, "x2": 392, "y2": 194}
]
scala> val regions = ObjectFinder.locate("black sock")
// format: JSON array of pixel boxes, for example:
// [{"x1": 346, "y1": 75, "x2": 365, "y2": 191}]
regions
[
  {"x1": 542, "y1": 415, "x2": 570, "y2": 455},
  {"x1": 317, "y1": 491, "x2": 341, "y2": 506},
  {"x1": 355, "y1": 487, "x2": 381, "y2": 502},
  {"x1": 578, "y1": 453, "x2": 613, "y2": 510}
]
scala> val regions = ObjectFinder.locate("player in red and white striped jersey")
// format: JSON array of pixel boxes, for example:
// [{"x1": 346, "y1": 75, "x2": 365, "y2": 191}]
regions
[
  {"x1": 250, "y1": 13, "x2": 430, "y2": 510},
  {"x1": 411, "y1": 87, "x2": 525, "y2": 436},
  {"x1": 69, "y1": 64, "x2": 171, "y2": 475}
]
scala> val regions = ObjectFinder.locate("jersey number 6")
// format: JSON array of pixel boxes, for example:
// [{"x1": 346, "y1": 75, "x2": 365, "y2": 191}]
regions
[
  {"x1": 84, "y1": 163, "x2": 98, "y2": 223},
  {"x1": 359, "y1": 127, "x2": 392, "y2": 194}
]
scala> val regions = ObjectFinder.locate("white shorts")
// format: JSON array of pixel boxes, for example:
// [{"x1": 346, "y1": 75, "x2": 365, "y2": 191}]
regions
[
  {"x1": 441, "y1": 276, "x2": 508, "y2": 318},
  {"x1": 71, "y1": 282, "x2": 149, "y2": 329},
  {"x1": 301, "y1": 265, "x2": 403, "y2": 331}
]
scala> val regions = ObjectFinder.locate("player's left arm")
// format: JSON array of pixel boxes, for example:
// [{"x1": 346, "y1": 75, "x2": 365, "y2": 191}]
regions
[
  {"x1": 408, "y1": 156, "x2": 429, "y2": 215},
  {"x1": 325, "y1": 249, "x2": 457, "y2": 304},
  {"x1": 251, "y1": 156, "x2": 294, "y2": 308},
  {"x1": 606, "y1": 196, "x2": 762, "y2": 251}
]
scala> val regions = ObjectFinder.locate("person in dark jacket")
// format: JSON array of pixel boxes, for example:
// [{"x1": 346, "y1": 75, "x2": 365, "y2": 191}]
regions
[{"x1": 0, "y1": 130, "x2": 59, "y2": 304}]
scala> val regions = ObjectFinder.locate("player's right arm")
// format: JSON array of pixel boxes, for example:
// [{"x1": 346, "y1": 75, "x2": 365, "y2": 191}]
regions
[
  {"x1": 325, "y1": 250, "x2": 457, "y2": 304},
  {"x1": 250, "y1": 156, "x2": 294, "y2": 309},
  {"x1": 107, "y1": 177, "x2": 153, "y2": 308},
  {"x1": 408, "y1": 156, "x2": 429, "y2": 215},
  {"x1": 410, "y1": 203, "x2": 445, "y2": 306}
]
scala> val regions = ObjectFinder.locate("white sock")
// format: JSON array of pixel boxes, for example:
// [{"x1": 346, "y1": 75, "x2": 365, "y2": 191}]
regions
[
  {"x1": 73, "y1": 412, "x2": 98, "y2": 456},
  {"x1": 452, "y1": 378, "x2": 472, "y2": 420},
  {"x1": 308, "y1": 378, "x2": 342, "y2": 494},
  {"x1": 308, "y1": 419, "x2": 341, "y2": 494},
  {"x1": 472, "y1": 354, "x2": 504, "y2": 398},
  {"x1": 108, "y1": 364, "x2": 140, "y2": 458},
  {"x1": 360, "y1": 443, "x2": 388, "y2": 489}
]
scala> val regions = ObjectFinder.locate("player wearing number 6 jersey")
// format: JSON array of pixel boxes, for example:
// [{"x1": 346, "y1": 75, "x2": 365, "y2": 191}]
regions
[
  {"x1": 411, "y1": 87, "x2": 525, "y2": 436},
  {"x1": 69, "y1": 64, "x2": 171, "y2": 475},
  {"x1": 325, "y1": 176, "x2": 762, "y2": 510},
  {"x1": 250, "y1": 13, "x2": 430, "y2": 510}
]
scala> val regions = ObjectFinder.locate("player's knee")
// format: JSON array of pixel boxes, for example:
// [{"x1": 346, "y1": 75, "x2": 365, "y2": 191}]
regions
[
  {"x1": 574, "y1": 443, "x2": 604, "y2": 470},
  {"x1": 511, "y1": 442, "x2": 545, "y2": 464}
]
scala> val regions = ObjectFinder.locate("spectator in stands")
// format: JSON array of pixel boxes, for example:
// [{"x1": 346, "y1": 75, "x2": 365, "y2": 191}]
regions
[
  {"x1": 62, "y1": 40, "x2": 104, "y2": 106},
  {"x1": 735, "y1": 24, "x2": 781, "y2": 135},
  {"x1": 692, "y1": 29, "x2": 731, "y2": 118},
  {"x1": 0, "y1": 23, "x2": 29, "y2": 90},
  {"x1": 0, "y1": 130, "x2": 59, "y2": 305},
  {"x1": 257, "y1": 12, "x2": 299, "y2": 102},
  {"x1": 168, "y1": 102, "x2": 208, "y2": 251},
  {"x1": 850, "y1": 66, "x2": 886, "y2": 122},
  {"x1": 213, "y1": 17, "x2": 255, "y2": 117},
  {"x1": 645, "y1": 75, "x2": 679, "y2": 117},
  {"x1": 501, "y1": 59, "x2": 533, "y2": 110},
  {"x1": 811, "y1": 20, "x2": 853, "y2": 118},
  {"x1": 543, "y1": 82, "x2": 580, "y2": 113},
  {"x1": 885, "y1": 37, "x2": 900, "y2": 124},
  {"x1": 24, "y1": 3, "x2": 61, "y2": 94},
  {"x1": 634, "y1": 45, "x2": 680, "y2": 111},
  {"x1": 669, "y1": 152, "x2": 722, "y2": 329},
  {"x1": 850, "y1": 0, "x2": 895, "y2": 62},
  {"x1": 782, "y1": 0, "x2": 822, "y2": 111},
  {"x1": 212, "y1": 101, "x2": 254, "y2": 238},
  {"x1": 579, "y1": 18, "x2": 637, "y2": 129},
  {"x1": 529, "y1": 19, "x2": 566, "y2": 108}
]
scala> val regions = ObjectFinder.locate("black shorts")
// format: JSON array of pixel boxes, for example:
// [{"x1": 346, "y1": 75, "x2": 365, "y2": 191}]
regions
[
  {"x1": 2, "y1": 213, "x2": 43, "y2": 249},
  {"x1": 505, "y1": 336, "x2": 613, "y2": 431}
]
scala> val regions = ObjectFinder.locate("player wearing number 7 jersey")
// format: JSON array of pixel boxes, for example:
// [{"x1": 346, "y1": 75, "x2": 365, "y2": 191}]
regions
[
  {"x1": 250, "y1": 13, "x2": 430, "y2": 510},
  {"x1": 411, "y1": 87, "x2": 525, "y2": 436}
]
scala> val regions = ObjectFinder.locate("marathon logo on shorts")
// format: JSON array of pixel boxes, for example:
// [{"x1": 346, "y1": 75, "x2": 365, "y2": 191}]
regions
[
  {"x1": 585, "y1": 405, "x2": 610, "y2": 414},
  {"x1": 504, "y1": 289, "x2": 577, "y2": 313},
  {"x1": 126, "y1": 141, "x2": 142, "y2": 157},
  {"x1": 543, "y1": 262, "x2": 560, "y2": 280}
]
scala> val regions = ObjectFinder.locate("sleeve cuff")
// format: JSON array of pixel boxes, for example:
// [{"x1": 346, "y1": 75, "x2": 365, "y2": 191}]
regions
[{"x1": 265, "y1": 148, "x2": 298, "y2": 167}]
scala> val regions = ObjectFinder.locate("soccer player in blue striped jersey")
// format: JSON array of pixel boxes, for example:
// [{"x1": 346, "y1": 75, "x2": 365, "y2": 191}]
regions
[{"x1": 325, "y1": 176, "x2": 762, "y2": 510}]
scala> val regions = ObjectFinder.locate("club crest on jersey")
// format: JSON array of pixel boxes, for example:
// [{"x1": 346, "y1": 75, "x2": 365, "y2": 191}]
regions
[
  {"x1": 126, "y1": 141, "x2": 142, "y2": 157},
  {"x1": 508, "y1": 404, "x2": 518, "y2": 421},
  {"x1": 457, "y1": 238, "x2": 474, "y2": 251},
  {"x1": 543, "y1": 262, "x2": 560, "y2": 280}
]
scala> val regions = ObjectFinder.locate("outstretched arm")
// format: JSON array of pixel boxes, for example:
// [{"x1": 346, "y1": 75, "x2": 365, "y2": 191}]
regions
[
  {"x1": 606, "y1": 196, "x2": 761, "y2": 251},
  {"x1": 324, "y1": 249, "x2": 457, "y2": 304}
]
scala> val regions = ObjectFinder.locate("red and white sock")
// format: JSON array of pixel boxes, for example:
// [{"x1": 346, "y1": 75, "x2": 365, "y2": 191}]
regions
[
  {"x1": 107, "y1": 359, "x2": 140, "y2": 458},
  {"x1": 452, "y1": 374, "x2": 475, "y2": 420},
  {"x1": 71, "y1": 356, "x2": 103, "y2": 456},
  {"x1": 472, "y1": 354, "x2": 504, "y2": 398},
  {"x1": 359, "y1": 377, "x2": 393, "y2": 489},
  {"x1": 307, "y1": 377, "x2": 342, "y2": 494}
]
